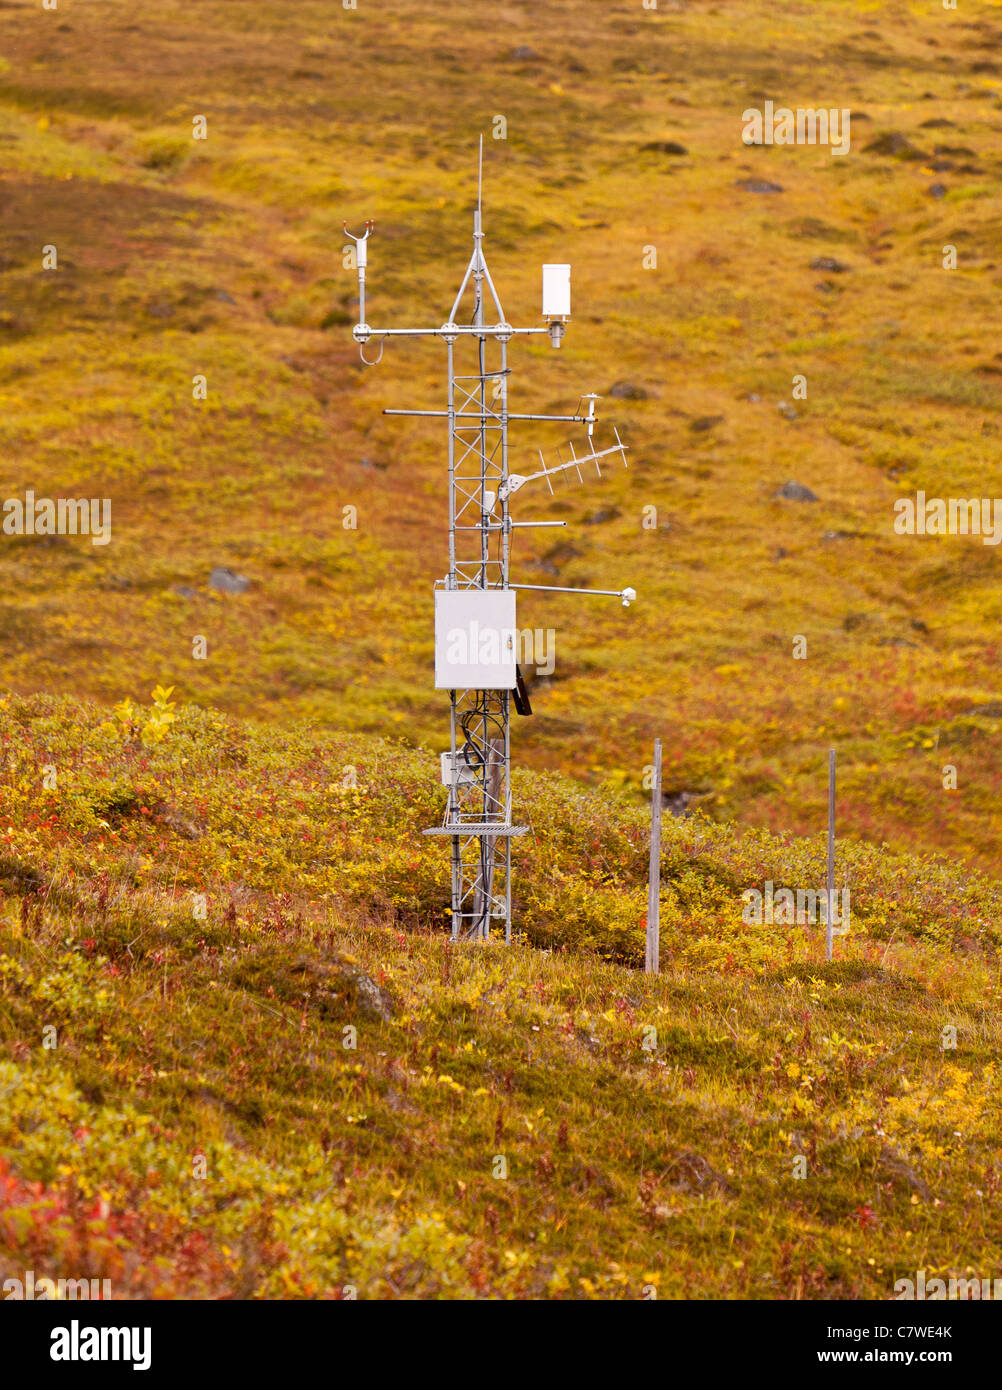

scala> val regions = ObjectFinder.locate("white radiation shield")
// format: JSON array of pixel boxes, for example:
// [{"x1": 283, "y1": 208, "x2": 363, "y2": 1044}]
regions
[{"x1": 542, "y1": 263, "x2": 570, "y2": 319}]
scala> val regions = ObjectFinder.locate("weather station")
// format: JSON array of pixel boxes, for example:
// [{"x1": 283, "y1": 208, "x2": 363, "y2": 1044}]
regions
[{"x1": 345, "y1": 139, "x2": 635, "y2": 944}]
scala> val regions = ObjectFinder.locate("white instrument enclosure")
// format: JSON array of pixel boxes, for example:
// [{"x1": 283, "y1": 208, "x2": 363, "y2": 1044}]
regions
[{"x1": 435, "y1": 589, "x2": 518, "y2": 690}]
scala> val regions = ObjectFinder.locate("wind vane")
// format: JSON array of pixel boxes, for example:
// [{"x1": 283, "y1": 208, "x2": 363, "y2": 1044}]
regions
[{"x1": 345, "y1": 137, "x2": 635, "y2": 943}]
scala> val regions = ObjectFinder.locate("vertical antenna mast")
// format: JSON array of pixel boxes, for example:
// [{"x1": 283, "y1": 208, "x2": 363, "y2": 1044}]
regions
[{"x1": 345, "y1": 144, "x2": 636, "y2": 944}]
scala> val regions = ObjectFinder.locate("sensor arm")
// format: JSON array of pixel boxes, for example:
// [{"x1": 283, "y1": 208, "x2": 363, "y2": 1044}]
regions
[
  {"x1": 353, "y1": 323, "x2": 551, "y2": 344},
  {"x1": 510, "y1": 583, "x2": 637, "y2": 608},
  {"x1": 344, "y1": 222, "x2": 563, "y2": 353}
]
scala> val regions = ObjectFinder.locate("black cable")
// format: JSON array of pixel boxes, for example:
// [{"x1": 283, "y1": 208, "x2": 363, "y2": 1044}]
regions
[{"x1": 458, "y1": 691, "x2": 504, "y2": 941}]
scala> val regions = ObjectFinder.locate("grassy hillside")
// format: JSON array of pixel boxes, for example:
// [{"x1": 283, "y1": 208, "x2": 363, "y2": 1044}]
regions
[
  {"x1": 0, "y1": 691, "x2": 1000, "y2": 1297},
  {"x1": 2, "y1": 0, "x2": 1002, "y2": 1303},
  {"x1": 2, "y1": 1, "x2": 1002, "y2": 871}
]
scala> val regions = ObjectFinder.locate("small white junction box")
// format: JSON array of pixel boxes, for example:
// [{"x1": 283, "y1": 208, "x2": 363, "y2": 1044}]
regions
[
  {"x1": 435, "y1": 589, "x2": 518, "y2": 690},
  {"x1": 542, "y1": 263, "x2": 571, "y2": 319},
  {"x1": 440, "y1": 750, "x2": 477, "y2": 788}
]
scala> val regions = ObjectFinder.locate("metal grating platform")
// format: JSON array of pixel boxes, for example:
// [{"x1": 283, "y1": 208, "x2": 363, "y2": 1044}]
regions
[{"x1": 423, "y1": 824, "x2": 529, "y2": 837}]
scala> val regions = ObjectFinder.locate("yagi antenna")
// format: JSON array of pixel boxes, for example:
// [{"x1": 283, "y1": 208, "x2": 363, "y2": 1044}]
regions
[
  {"x1": 498, "y1": 430, "x2": 628, "y2": 500},
  {"x1": 343, "y1": 142, "x2": 637, "y2": 946}
]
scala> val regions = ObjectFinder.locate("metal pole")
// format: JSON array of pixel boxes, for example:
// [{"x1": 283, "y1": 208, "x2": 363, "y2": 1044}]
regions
[
  {"x1": 826, "y1": 748, "x2": 836, "y2": 962},
  {"x1": 447, "y1": 340, "x2": 456, "y2": 583},
  {"x1": 646, "y1": 738, "x2": 662, "y2": 974}
]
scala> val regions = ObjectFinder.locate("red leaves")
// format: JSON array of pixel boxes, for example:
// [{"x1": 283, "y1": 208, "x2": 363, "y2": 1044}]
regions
[{"x1": 0, "y1": 1156, "x2": 233, "y2": 1296}]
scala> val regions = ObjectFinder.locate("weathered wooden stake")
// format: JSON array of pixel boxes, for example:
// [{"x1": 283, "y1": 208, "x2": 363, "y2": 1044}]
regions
[
  {"x1": 826, "y1": 747, "x2": 836, "y2": 962},
  {"x1": 646, "y1": 738, "x2": 662, "y2": 974}
]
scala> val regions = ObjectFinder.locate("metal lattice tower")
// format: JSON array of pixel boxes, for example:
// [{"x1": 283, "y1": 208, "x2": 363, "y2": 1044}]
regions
[{"x1": 345, "y1": 140, "x2": 634, "y2": 944}]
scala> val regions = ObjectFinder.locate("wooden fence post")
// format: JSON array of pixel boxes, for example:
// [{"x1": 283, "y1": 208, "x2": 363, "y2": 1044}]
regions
[
  {"x1": 646, "y1": 738, "x2": 662, "y2": 975},
  {"x1": 826, "y1": 748, "x2": 836, "y2": 962}
]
